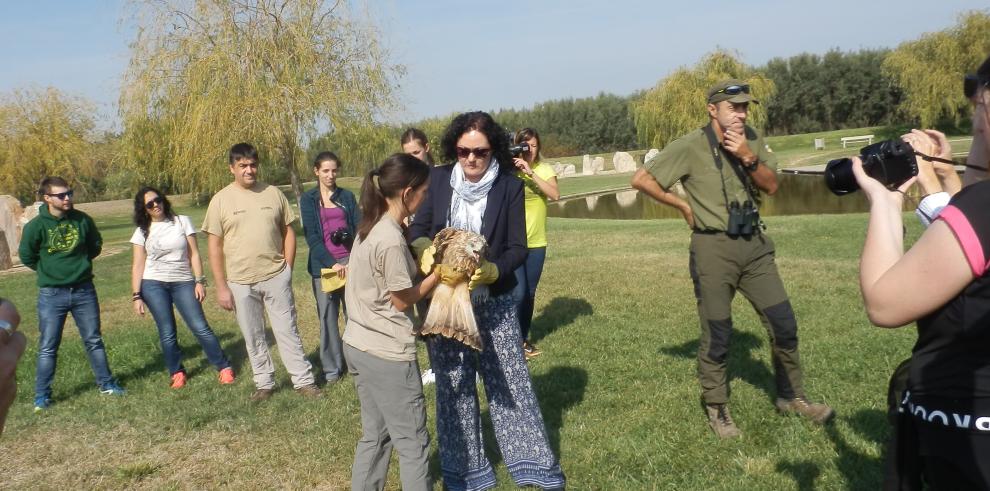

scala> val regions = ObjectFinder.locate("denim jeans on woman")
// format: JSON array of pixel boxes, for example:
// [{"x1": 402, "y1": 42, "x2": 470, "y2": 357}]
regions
[
  {"x1": 511, "y1": 247, "x2": 546, "y2": 341},
  {"x1": 141, "y1": 279, "x2": 230, "y2": 375},
  {"x1": 35, "y1": 281, "x2": 114, "y2": 399}
]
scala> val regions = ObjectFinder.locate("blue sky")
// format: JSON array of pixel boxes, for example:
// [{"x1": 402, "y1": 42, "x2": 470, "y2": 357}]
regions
[{"x1": 2, "y1": 1, "x2": 987, "y2": 128}]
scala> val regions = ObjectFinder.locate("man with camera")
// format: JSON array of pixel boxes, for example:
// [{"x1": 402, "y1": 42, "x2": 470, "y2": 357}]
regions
[
  {"x1": 631, "y1": 80, "x2": 833, "y2": 438},
  {"x1": 203, "y1": 143, "x2": 321, "y2": 401}
]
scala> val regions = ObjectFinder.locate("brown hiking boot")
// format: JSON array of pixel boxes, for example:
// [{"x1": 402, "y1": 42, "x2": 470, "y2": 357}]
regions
[
  {"x1": 250, "y1": 388, "x2": 274, "y2": 402},
  {"x1": 295, "y1": 385, "x2": 323, "y2": 399},
  {"x1": 704, "y1": 403, "x2": 741, "y2": 438},
  {"x1": 775, "y1": 396, "x2": 834, "y2": 424}
]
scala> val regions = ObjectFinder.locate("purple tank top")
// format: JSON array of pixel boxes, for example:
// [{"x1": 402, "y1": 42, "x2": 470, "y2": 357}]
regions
[{"x1": 320, "y1": 206, "x2": 350, "y2": 259}]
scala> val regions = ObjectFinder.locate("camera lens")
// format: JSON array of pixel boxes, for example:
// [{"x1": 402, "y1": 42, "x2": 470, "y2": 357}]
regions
[{"x1": 824, "y1": 158, "x2": 859, "y2": 196}]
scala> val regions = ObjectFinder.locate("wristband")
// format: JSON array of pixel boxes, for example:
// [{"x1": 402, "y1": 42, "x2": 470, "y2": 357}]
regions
[
  {"x1": 132, "y1": 292, "x2": 143, "y2": 301},
  {"x1": 195, "y1": 276, "x2": 208, "y2": 286},
  {"x1": 744, "y1": 161, "x2": 759, "y2": 172}
]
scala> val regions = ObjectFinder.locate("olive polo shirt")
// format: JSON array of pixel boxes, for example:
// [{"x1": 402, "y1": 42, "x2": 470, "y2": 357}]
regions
[{"x1": 643, "y1": 124, "x2": 777, "y2": 231}]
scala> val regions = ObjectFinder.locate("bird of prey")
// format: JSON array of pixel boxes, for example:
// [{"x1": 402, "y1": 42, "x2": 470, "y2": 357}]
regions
[{"x1": 420, "y1": 227, "x2": 488, "y2": 350}]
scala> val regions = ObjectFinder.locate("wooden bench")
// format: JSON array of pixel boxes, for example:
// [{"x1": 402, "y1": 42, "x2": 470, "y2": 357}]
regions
[{"x1": 841, "y1": 134, "x2": 874, "y2": 148}]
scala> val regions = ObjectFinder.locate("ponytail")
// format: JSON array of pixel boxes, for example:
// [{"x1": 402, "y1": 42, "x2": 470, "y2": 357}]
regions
[{"x1": 356, "y1": 154, "x2": 430, "y2": 241}]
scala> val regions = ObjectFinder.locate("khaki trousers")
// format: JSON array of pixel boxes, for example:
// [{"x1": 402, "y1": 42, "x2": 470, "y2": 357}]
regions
[{"x1": 228, "y1": 266, "x2": 315, "y2": 389}]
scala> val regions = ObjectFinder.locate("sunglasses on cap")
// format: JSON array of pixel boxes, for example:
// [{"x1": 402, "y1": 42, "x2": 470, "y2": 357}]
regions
[
  {"x1": 965, "y1": 74, "x2": 989, "y2": 99},
  {"x1": 456, "y1": 146, "x2": 492, "y2": 159},
  {"x1": 714, "y1": 84, "x2": 750, "y2": 96},
  {"x1": 46, "y1": 190, "x2": 74, "y2": 200},
  {"x1": 145, "y1": 196, "x2": 164, "y2": 210}
]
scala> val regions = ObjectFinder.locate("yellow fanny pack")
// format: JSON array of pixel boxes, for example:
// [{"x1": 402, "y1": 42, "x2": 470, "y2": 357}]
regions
[{"x1": 320, "y1": 268, "x2": 346, "y2": 292}]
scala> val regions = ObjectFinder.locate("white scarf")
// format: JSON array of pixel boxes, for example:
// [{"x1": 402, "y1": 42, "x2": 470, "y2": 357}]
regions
[{"x1": 448, "y1": 159, "x2": 499, "y2": 234}]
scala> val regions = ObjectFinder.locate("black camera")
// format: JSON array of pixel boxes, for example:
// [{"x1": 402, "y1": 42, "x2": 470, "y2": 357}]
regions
[
  {"x1": 727, "y1": 200, "x2": 759, "y2": 236},
  {"x1": 508, "y1": 142, "x2": 530, "y2": 157},
  {"x1": 824, "y1": 140, "x2": 918, "y2": 196},
  {"x1": 330, "y1": 228, "x2": 354, "y2": 249}
]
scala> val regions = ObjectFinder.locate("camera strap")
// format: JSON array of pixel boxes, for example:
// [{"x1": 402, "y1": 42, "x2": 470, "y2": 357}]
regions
[{"x1": 701, "y1": 125, "x2": 761, "y2": 209}]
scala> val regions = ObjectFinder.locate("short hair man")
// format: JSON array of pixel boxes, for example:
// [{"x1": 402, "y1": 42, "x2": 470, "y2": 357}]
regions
[
  {"x1": 203, "y1": 143, "x2": 320, "y2": 401},
  {"x1": 631, "y1": 80, "x2": 833, "y2": 438},
  {"x1": 18, "y1": 177, "x2": 125, "y2": 412}
]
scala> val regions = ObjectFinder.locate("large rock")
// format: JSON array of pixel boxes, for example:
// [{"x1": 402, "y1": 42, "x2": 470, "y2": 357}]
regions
[
  {"x1": 0, "y1": 196, "x2": 24, "y2": 267},
  {"x1": 613, "y1": 152, "x2": 637, "y2": 173},
  {"x1": 591, "y1": 157, "x2": 605, "y2": 174},
  {"x1": 560, "y1": 164, "x2": 577, "y2": 177},
  {"x1": 644, "y1": 148, "x2": 660, "y2": 165},
  {"x1": 22, "y1": 201, "x2": 42, "y2": 223},
  {"x1": 582, "y1": 155, "x2": 593, "y2": 175}
]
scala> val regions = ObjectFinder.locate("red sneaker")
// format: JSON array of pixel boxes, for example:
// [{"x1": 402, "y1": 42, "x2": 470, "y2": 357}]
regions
[
  {"x1": 170, "y1": 371, "x2": 187, "y2": 389},
  {"x1": 218, "y1": 367, "x2": 235, "y2": 385}
]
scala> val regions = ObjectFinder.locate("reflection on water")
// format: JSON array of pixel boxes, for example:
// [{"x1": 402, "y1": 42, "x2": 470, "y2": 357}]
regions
[{"x1": 549, "y1": 173, "x2": 912, "y2": 220}]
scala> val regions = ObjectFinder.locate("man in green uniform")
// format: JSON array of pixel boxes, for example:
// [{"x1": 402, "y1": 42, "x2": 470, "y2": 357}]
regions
[{"x1": 631, "y1": 80, "x2": 833, "y2": 438}]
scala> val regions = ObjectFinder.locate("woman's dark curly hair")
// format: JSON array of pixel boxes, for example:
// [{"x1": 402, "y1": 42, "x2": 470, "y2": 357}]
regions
[
  {"x1": 440, "y1": 111, "x2": 513, "y2": 173},
  {"x1": 133, "y1": 186, "x2": 176, "y2": 238}
]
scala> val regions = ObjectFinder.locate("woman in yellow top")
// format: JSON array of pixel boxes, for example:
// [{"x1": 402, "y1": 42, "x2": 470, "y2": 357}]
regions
[{"x1": 512, "y1": 128, "x2": 559, "y2": 358}]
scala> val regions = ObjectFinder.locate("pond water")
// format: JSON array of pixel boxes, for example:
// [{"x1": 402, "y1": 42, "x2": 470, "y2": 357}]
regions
[{"x1": 548, "y1": 173, "x2": 913, "y2": 220}]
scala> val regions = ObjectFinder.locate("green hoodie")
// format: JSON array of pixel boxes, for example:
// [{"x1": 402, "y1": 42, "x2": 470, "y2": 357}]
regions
[{"x1": 18, "y1": 205, "x2": 103, "y2": 287}]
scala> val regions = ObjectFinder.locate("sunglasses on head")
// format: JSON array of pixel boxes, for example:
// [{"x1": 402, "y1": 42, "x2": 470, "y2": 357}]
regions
[
  {"x1": 715, "y1": 84, "x2": 750, "y2": 96},
  {"x1": 145, "y1": 196, "x2": 164, "y2": 210},
  {"x1": 965, "y1": 74, "x2": 988, "y2": 99},
  {"x1": 46, "y1": 190, "x2": 74, "y2": 200},
  {"x1": 455, "y1": 146, "x2": 492, "y2": 160}
]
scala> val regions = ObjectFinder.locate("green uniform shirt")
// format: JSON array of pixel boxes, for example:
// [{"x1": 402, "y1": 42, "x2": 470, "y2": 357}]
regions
[{"x1": 644, "y1": 124, "x2": 777, "y2": 231}]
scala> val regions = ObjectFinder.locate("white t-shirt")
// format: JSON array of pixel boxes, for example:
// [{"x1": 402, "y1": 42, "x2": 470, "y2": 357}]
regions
[{"x1": 130, "y1": 215, "x2": 197, "y2": 282}]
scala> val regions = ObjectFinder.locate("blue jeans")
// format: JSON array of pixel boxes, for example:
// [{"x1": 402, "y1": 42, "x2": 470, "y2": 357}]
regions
[
  {"x1": 511, "y1": 247, "x2": 546, "y2": 342},
  {"x1": 35, "y1": 281, "x2": 114, "y2": 398},
  {"x1": 141, "y1": 279, "x2": 230, "y2": 375}
]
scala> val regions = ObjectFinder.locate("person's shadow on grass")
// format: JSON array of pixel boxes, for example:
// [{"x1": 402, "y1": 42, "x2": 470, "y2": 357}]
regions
[
  {"x1": 776, "y1": 408, "x2": 888, "y2": 489},
  {"x1": 529, "y1": 297, "x2": 593, "y2": 345},
  {"x1": 660, "y1": 331, "x2": 776, "y2": 403}
]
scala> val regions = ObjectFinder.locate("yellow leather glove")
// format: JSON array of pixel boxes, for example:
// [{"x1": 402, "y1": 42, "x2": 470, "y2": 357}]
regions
[
  {"x1": 468, "y1": 260, "x2": 499, "y2": 290},
  {"x1": 410, "y1": 237, "x2": 435, "y2": 276},
  {"x1": 434, "y1": 264, "x2": 464, "y2": 287}
]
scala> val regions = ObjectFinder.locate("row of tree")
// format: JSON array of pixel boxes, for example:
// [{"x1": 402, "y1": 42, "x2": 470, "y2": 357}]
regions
[{"x1": 1, "y1": 5, "x2": 987, "y2": 205}]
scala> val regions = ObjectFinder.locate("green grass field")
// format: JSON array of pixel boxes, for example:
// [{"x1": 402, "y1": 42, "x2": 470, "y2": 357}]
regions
[{"x1": 0, "y1": 195, "x2": 923, "y2": 489}]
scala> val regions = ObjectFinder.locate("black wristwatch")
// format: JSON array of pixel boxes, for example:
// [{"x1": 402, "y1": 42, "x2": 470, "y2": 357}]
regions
[{"x1": 743, "y1": 160, "x2": 759, "y2": 172}]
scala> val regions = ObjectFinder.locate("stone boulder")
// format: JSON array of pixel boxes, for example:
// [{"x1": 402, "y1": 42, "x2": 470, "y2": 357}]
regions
[
  {"x1": 0, "y1": 196, "x2": 24, "y2": 268},
  {"x1": 613, "y1": 152, "x2": 637, "y2": 173},
  {"x1": 560, "y1": 164, "x2": 577, "y2": 177},
  {"x1": 582, "y1": 155, "x2": 593, "y2": 175},
  {"x1": 644, "y1": 148, "x2": 660, "y2": 165},
  {"x1": 591, "y1": 157, "x2": 605, "y2": 174}
]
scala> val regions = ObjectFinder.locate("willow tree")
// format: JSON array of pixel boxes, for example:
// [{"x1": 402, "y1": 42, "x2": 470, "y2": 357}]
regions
[
  {"x1": 882, "y1": 11, "x2": 990, "y2": 128},
  {"x1": 632, "y1": 51, "x2": 775, "y2": 150},
  {"x1": 120, "y1": 0, "x2": 400, "y2": 201},
  {"x1": 0, "y1": 88, "x2": 99, "y2": 203}
]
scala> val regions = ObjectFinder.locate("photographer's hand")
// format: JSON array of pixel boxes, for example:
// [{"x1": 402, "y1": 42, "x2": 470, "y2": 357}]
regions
[
  {"x1": 923, "y1": 129, "x2": 961, "y2": 195},
  {"x1": 513, "y1": 158, "x2": 533, "y2": 177},
  {"x1": 852, "y1": 156, "x2": 916, "y2": 207}
]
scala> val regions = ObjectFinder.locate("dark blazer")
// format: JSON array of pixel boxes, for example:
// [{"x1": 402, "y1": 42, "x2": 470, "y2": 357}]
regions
[
  {"x1": 409, "y1": 163, "x2": 527, "y2": 297},
  {"x1": 300, "y1": 186, "x2": 360, "y2": 278}
]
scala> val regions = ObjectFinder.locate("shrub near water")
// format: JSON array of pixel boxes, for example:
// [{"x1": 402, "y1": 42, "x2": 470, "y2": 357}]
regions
[{"x1": 1, "y1": 201, "x2": 919, "y2": 488}]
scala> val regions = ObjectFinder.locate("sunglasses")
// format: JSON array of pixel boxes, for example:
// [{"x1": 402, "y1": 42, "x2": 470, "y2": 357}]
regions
[
  {"x1": 965, "y1": 74, "x2": 988, "y2": 99},
  {"x1": 46, "y1": 190, "x2": 74, "y2": 200},
  {"x1": 145, "y1": 196, "x2": 164, "y2": 210},
  {"x1": 456, "y1": 146, "x2": 492, "y2": 160},
  {"x1": 715, "y1": 84, "x2": 750, "y2": 96}
]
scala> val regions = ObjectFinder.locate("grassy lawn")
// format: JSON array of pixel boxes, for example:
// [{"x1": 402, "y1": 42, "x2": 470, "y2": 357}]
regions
[{"x1": 0, "y1": 198, "x2": 921, "y2": 489}]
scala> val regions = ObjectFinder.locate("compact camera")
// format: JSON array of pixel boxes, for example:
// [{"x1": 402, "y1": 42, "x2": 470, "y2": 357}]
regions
[
  {"x1": 824, "y1": 140, "x2": 918, "y2": 196},
  {"x1": 330, "y1": 228, "x2": 354, "y2": 249},
  {"x1": 509, "y1": 142, "x2": 530, "y2": 157},
  {"x1": 727, "y1": 200, "x2": 759, "y2": 236}
]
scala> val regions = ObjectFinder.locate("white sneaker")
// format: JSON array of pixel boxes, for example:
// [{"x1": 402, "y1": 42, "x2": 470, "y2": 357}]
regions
[{"x1": 421, "y1": 369, "x2": 435, "y2": 385}]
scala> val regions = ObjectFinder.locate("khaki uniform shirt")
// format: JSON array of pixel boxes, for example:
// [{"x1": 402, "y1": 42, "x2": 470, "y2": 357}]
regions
[
  {"x1": 201, "y1": 182, "x2": 296, "y2": 284},
  {"x1": 343, "y1": 216, "x2": 418, "y2": 362},
  {"x1": 644, "y1": 124, "x2": 777, "y2": 231}
]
